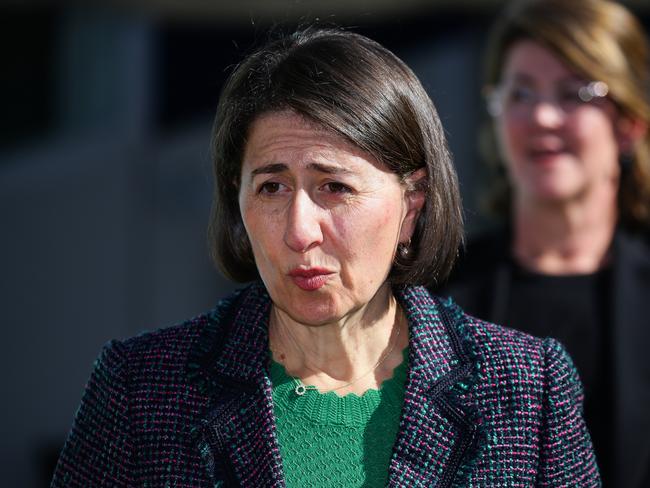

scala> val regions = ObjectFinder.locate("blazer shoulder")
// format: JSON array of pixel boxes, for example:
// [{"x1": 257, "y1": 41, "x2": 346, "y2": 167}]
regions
[
  {"x1": 104, "y1": 288, "x2": 246, "y2": 378},
  {"x1": 454, "y1": 305, "x2": 582, "y2": 393},
  {"x1": 453, "y1": 305, "x2": 550, "y2": 373}
]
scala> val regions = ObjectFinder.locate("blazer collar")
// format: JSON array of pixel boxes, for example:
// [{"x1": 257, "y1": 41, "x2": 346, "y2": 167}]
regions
[
  {"x1": 387, "y1": 286, "x2": 481, "y2": 487},
  {"x1": 189, "y1": 283, "x2": 480, "y2": 487},
  {"x1": 189, "y1": 283, "x2": 284, "y2": 487}
]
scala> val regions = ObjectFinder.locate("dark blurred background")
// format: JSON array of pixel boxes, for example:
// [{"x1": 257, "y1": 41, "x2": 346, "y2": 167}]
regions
[{"x1": 1, "y1": 0, "x2": 648, "y2": 485}]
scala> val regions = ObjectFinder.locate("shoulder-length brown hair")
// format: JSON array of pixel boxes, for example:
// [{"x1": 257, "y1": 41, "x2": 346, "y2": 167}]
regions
[
  {"x1": 208, "y1": 27, "x2": 463, "y2": 286},
  {"x1": 482, "y1": 0, "x2": 650, "y2": 230}
]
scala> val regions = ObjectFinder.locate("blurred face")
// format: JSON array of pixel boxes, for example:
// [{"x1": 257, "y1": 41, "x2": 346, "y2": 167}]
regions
[
  {"x1": 239, "y1": 111, "x2": 423, "y2": 326},
  {"x1": 494, "y1": 40, "x2": 622, "y2": 205}
]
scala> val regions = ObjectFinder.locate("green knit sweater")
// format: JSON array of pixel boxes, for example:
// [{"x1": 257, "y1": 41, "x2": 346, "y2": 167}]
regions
[{"x1": 270, "y1": 349, "x2": 408, "y2": 487}]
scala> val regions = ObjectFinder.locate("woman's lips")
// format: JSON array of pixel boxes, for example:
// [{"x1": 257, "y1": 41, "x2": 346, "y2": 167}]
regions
[
  {"x1": 527, "y1": 139, "x2": 568, "y2": 164},
  {"x1": 528, "y1": 148, "x2": 568, "y2": 165},
  {"x1": 288, "y1": 268, "x2": 334, "y2": 291}
]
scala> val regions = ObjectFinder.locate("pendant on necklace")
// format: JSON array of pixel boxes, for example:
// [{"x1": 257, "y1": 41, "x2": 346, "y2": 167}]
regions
[{"x1": 294, "y1": 383, "x2": 307, "y2": 396}]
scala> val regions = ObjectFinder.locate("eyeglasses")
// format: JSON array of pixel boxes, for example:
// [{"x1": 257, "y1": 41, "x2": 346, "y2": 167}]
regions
[{"x1": 485, "y1": 80, "x2": 609, "y2": 118}]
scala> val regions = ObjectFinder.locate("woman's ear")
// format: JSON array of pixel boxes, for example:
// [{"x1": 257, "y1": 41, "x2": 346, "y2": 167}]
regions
[
  {"x1": 616, "y1": 116, "x2": 648, "y2": 155},
  {"x1": 399, "y1": 168, "x2": 427, "y2": 243}
]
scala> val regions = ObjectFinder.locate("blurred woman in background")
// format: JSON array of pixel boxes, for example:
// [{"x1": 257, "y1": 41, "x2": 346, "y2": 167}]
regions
[{"x1": 440, "y1": 0, "x2": 650, "y2": 486}]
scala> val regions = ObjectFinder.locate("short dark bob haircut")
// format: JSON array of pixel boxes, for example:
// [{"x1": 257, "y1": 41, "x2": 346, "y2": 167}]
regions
[{"x1": 209, "y1": 27, "x2": 463, "y2": 287}]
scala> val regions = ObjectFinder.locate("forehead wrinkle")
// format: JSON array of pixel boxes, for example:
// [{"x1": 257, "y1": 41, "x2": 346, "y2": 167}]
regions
[
  {"x1": 245, "y1": 135, "x2": 333, "y2": 168},
  {"x1": 246, "y1": 143, "x2": 362, "y2": 177},
  {"x1": 243, "y1": 111, "x2": 383, "y2": 179},
  {"x1": 247, "y1": 160, "x2": 357, "y2": 180}
]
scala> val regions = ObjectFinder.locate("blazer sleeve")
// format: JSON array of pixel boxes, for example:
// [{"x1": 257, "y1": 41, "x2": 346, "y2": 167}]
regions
[
  {"x1": 536, "y1": 338, "x2": 601, "y2": 487},
  {"x1": 51, "y1": 340, "x2": 135, "y2": 487}
]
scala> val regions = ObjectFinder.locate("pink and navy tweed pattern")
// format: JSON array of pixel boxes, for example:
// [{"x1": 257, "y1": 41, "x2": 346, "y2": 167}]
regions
[{"x1": 51, "y1": 283, "x2": 600, "y2": 487}]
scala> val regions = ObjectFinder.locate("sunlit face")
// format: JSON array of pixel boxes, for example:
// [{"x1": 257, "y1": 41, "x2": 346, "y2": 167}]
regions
[
  {"x1": 238, "y1": 111, "x2": 423, "y2": 326},
  {"x1": 494, "y1": 40, "x2": 622, "y2": 205}
]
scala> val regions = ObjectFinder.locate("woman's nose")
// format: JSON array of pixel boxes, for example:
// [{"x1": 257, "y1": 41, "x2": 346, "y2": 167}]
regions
[
  {"x1": 283, "y1": 190, "x2": 324, "y2": 253},
  {"x1": 530, "y1": 100, "x2": 565, "y2": 128}
]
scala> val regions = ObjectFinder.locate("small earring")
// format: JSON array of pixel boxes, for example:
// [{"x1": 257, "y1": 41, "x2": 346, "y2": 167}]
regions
[{"x1": 398, "y1": 238, "x2": 412, "y2": 258}]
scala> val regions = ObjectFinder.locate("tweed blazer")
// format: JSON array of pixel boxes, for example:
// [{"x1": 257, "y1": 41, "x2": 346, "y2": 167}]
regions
[
  {"x1": 51, "y1": 283, "x2": 600, "y2": 487},
  {"x1": 436, "y1": 228, "x2": 650, "y2": 488}
]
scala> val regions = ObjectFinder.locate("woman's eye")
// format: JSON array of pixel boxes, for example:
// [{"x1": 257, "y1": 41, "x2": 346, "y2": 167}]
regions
[
  {"x1": 322, "y1": 182, "x2": 352, "y2": 194},
  {"x1": 508, "y1": 85, "x2": 536, "y2": 104},
  {"x1": 258, "y1": 182, "x2": 284, "y2": 194}
]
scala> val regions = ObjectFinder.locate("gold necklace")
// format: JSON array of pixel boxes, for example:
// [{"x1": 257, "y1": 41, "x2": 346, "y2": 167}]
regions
[{"x1": 271, "y1": 313, "x2": 404, "y2": 396}]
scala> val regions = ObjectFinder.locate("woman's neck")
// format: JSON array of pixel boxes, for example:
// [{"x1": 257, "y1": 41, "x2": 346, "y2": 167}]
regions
[
  {"x1": 512, "y1": 190, "x2": 617, "y2": 275},
  {"x1": 269, "y1": 283, "x2": 408, "y2": 396}
]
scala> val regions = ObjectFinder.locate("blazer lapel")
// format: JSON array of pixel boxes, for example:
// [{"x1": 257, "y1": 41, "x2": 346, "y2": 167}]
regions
[
  {"x1": 191, "y1": 284, "x2": 286, "y2": 487},
  {"x1": 189, "y1": 284, "x2": 482, "y2": 487},
  {"x1": 387, "y1": 287, "x2": 481, "y2": 488},
  {"x1": 611, "y1": 232, "x2": 650, "y2": 488}
]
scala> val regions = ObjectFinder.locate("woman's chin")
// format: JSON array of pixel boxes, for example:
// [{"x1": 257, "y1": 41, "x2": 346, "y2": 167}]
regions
[
  {"x1": 283, "y1": 308, "x2": 342, "y2": 327},
  {"x1": 518, "y1": 178, "x2": 585, "y2": 205},
  {"x1": 534, "y1": 188, "x2": 575, "y2": 202},
  {"x1": 272, "y1": 294, "x2": 344, "y2": 327}
]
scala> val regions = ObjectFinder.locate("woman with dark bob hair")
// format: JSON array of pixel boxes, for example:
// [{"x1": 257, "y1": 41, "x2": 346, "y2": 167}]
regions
[{"x1": 52, "y1": 27, "x2": 599, "y2": 486}]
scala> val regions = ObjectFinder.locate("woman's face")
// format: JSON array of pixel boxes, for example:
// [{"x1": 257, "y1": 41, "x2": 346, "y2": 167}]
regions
[
  {"x1": 494, "y1": 40, "x2": 622, "y2": 205},
  {"x1": 239, "y1": 111, "x2": 424, "y2": 326}
]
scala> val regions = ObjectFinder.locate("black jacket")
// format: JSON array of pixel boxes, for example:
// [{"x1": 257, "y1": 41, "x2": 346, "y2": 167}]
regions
[{"x1": 436, "y1": 228, "x2": 650, "y2": 488}]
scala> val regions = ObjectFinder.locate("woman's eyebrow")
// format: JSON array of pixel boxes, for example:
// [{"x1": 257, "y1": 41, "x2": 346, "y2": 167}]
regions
[
  {"x1": 504, "y1": 72, "x2": 535, "y2": 84},
  {"x1": 307, "y1": 162, "x2": 354, "y2": 175},
  {"x1": 251, "y1": 163, "x2": 287, "y2": 176}
]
